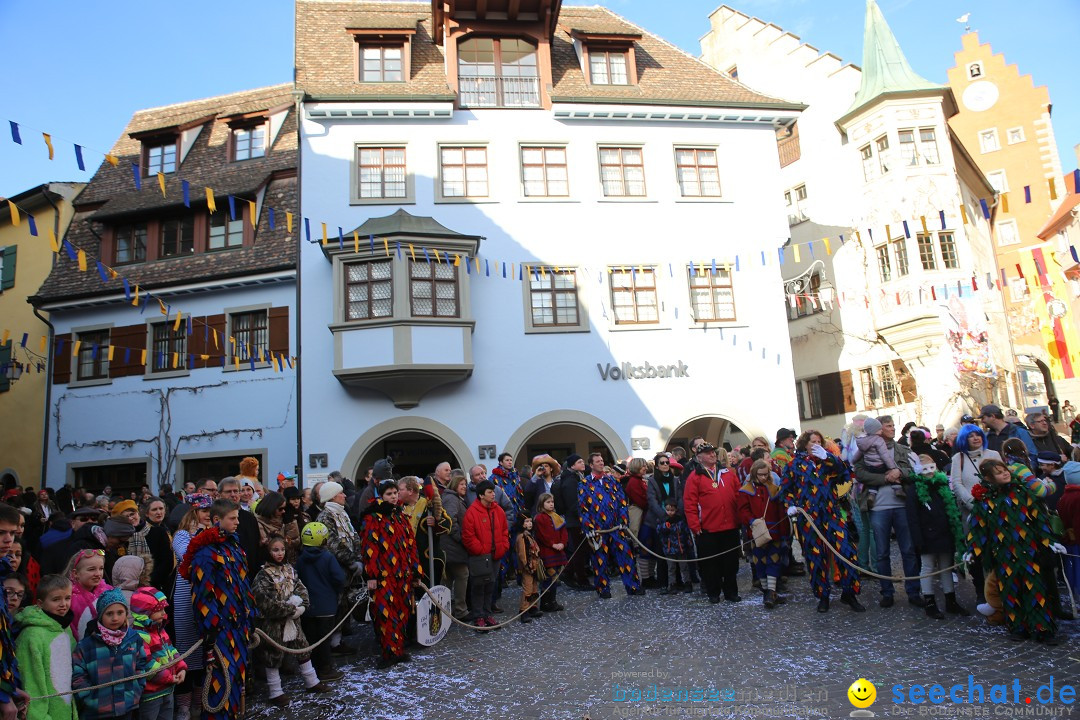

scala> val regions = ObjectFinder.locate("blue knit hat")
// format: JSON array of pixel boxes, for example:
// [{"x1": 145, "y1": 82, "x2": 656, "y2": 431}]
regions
[
  {"x1": 96, "y1": 587, "x2": 129, "y2": 618},
  {"x1": 1062, "y1": 461, "x2": 1080, "y2": 486}
]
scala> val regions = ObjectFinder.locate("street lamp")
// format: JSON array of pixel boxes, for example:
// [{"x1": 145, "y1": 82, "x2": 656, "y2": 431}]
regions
[{"x1": 5, "y1": 361, "x2": 23, "y2": 384}]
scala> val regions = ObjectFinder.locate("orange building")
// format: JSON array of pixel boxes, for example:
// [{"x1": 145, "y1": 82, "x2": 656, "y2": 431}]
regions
[{"x1": 946, "y1": 32, "x2": 1074, "y2": 413}]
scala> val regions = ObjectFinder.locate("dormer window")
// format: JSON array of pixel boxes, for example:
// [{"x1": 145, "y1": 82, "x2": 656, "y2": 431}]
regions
[
  {"x1": 458, "y1": 37, "x2": 540, "y2": 108},
  {"x1": 349, "y1": 25, "x2": 415, "y2": 84},
  {"x1": 232, "y1": 125, "x2": 266, "y2": 161},
  {"x1": 144, "y1": 139, "x2": 178, "y2": 176},
  {"x1": 571, "y1": 29, "x2": 641, "y2": 87},
  {"x1": 361, "y1": 46, "x2": 404, "y2": 82},
  {"x1": 590, "y1": 50, "x2": 629, "y2": 85}
]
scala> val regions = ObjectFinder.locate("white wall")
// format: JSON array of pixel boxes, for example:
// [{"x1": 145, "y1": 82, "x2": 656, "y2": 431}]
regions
[
  {"x1": 46, "y1": 282, "x2": 297, "y2": 490},
  {"x1": 299, "y1": 106, "x2": 800, "y2": 473}
]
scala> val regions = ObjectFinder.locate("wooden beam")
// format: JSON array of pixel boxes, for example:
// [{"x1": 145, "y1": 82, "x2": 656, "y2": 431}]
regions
[
  {"x1": 508, "y1": 0, "x2": 520, "y2": 20},
  {"x1": 476, "y1": 0, "x2": 488, "y2": 20}
]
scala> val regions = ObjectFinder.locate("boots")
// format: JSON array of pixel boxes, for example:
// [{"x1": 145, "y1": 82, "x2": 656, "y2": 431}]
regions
[
  {"x1": 944, "y1": 592, "x2": 969, "y2": 616},
  {"x1": 924, "y1": 594, "x2": 945, "y2": 619},
  {"x1": 541, "y1": 587, "x2": 564, "y2": 612},
  {"x1": 763, "y1": 589, "x2": 777, "y2": 609}
]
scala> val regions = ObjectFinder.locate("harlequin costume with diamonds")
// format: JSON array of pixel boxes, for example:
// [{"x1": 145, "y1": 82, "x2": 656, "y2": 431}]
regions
[
  {"x1": 360, "y1": 497, "x2": 423, "y2": 663},
  {"x1": 781, "y1": 450, "x2": 860, "y2": 600},
  {"x1": 967, "y1": 466, "x2": 1058, "y2": 640},
  {"x1": 178, "y1": 526, "x2": 255, "y2": 720},
  {"x1": 578, "y1": 471, "x2": 640, "y2": 595}
]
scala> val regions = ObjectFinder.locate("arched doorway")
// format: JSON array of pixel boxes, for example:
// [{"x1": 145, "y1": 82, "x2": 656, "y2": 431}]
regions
[
  {"x1": 505, "y1": 410, "x2": 628, "y2": 470},
  {"x1": 341, "y1": 417, "x2": 472, "y2": 482},
  {"x1": 357, "y1": 431, "x2": 461, "y2": 480},
  {"x1": 665, "y1": 415, "x2": 749, "y2": 453}
]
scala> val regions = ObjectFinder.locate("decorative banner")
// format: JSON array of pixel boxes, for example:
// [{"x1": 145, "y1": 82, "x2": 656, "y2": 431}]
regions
[{"x1": 939, "y1": 295, "x2": 995, "y2": 376}]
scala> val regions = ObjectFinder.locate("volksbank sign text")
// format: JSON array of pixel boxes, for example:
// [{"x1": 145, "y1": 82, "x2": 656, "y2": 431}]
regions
[{"x1": 597, "y1": 361, "x2": 690, "y2": 381}]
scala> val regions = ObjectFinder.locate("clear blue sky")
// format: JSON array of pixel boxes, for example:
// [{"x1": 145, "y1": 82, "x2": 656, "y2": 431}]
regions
[{"x1": 1, "y1": 0, "x2": 1076, "y2": 198}]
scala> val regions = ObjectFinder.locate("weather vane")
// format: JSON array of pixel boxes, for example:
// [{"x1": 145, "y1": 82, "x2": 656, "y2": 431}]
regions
[{"x1": 956, "y1": 12, "x2": 971, "y2": 32}]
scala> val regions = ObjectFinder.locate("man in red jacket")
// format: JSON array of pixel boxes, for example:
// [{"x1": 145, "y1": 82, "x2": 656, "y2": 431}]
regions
[
  {"x1": 462, "y1": 481, "x2": 510, "y2": 628},
  {"x1": 683, "y1": 443, "x2": 743, "y2": 604}
]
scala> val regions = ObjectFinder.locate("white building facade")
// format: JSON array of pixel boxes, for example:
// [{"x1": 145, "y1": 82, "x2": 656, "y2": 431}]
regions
[
  {"x1": 295, "y1": 0, "x2": 802, "y2": 478},
  {"x1": 701, "y1": 2, "x2": 1013, "y2": 437}
]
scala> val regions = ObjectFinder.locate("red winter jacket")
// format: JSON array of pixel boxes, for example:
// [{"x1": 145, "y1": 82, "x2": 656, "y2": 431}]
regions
[
  {"x1": 463, "y1": 499, "x2": 510, "y2": 560},
  {"x1": 683, "y1": 465, "x2": 740, "y2": 535},
  {"x1": 1059, "y1": 485, "x2": 1080, "y2": 544},
  {"x1": 625, "y1": 475, "x2": 649, "y2": 510},
  {"x1": 736, "y1": 481, "x2": 790, "y2": 539}
]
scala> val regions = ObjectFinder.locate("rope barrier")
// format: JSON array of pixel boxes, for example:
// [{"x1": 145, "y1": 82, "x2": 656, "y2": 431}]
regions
[
  {"x1": 790, "y1": 506, "x2": 964, "y2": 581},
  {"x1": 27, "y1": 639, "x2": 203, "y2": 701},
  {"x1": 200, "y1": 647, "x2": 229, "y2": 714},
  {"x1": 24, "y1": 515, "x2": 1078, "y2": 701},
  {"x1": 253, "y1": 586, "x2": 369, "y2": 655}
]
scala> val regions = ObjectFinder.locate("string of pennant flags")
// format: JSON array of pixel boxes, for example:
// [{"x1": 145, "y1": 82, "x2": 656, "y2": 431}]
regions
[
  {"x1": 3, "y1": 115, "x2": 1080, "y2": 370},
  {"x1": 0, "y1": 326, "x2": 298, "y2": 378}
]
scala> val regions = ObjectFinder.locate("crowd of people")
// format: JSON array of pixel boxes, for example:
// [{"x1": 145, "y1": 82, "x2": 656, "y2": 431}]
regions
[{"x1": 0, "y1": 406, "x2": 1077, "y2": 719}]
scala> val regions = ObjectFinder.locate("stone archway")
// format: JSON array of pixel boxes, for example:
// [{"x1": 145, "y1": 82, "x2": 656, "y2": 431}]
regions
[
  {"x1": 341, "y1": 417, "x2": 473, "y2": 481},
  {"x1": 664, "y1": 413, "x2": 754, "y2": 452},
  {"x1": 504, "y1": 410, "x2": 629, "y2": 468}
]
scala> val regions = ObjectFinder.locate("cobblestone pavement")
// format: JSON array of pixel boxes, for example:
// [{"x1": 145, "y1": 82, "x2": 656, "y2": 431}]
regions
[{"x1": 244, "y1": 551, "x2": 1080, "y2": 720}]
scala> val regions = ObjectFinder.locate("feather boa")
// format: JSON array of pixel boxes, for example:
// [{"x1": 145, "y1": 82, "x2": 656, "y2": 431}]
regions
[
  {"x1": 177, "y1": 527, "x2": 226, "y2": 581},
  {"x1": 913, "y1": 471, "x2": 966, "y2": 563}
]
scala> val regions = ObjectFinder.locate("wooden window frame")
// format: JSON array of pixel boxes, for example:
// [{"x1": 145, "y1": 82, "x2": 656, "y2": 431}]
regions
[
  {"x1": 892, "y1": 237, "x2": 909, "y2": 278},
  {"x1": 208, "y1": 207, "x2": 248, "y2": 252},
  {"x1": 588, "y1": 48, "x2": 630, "y2": 86},
  {"x1": 520, "y1": 145, "x2": 569, "y2": 198},
  {"x1": 456, "y1": 36, "x2": 541, "y2": 108},
  {"x1": 142, "y1": 136, "x2": 179, "y2": 177},
  {"x1": 598, "y1": 146, "x2": 646, "y2": 198},
  {"x1": 357, "y1": 44, "x2": 407, "y2": 83},
  {"x1": 438, "y1": 145, "x2": 489, "y2": 200},
  {"x1": 228, "y1": 309, "x2": 269, "y2": 363},
  {"x1": 876, "y1": 244, "x2": 892, "y2": 283},
  {"x1": 806, "y1": 378, "x2": 823, "y2": 419},
  {"x1": 939, "y1": 232, "x2": 959, "y2": 269},
  {"x1": 75, "y1": 328, "x2": 111, "y2": 382},
  {"x1": 159, "y1": 216, "x2": 196, "y2": 259},
  {"x1": 349, "y1": 30, "x2": 413, "y2": 85},
  {"x1": 113, "y1": 223, "x2": 148, "y2": 266},
  {"x1": 674, "y1": 147, "x2": 721, "y2": 198},
  {"x1": 230, "y1": 122, "x2": 268, "y2": 162},
  {"x1": 916, "y1": 233, "x2": 937, "y2": 271},
  {"x1": 528, "y1": 268, "x2": 581, "y2": 328},
  {"x1": 409, "y1": 260, "x2": 460, "y2": 319},
  {"x1": 609, "y1": 267, "x2": 659, "y2": 325},
  {"x1": 357, "y1": 146, "x2": 408, "y2": 200},
  {"x1": 148, "y1": 321, "x2": 188, "y2": 376},
  {"x1": 687, "y1": 265, "x2": 736, "y2": 323},
  {"x1": 344, "y1": 259, "x2": 395, "y2": 321}
]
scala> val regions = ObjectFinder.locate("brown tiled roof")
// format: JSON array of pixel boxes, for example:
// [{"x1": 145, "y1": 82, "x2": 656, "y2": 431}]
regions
[
  {"x1": 564, "y1": 13, "x2": 641, "y2": 37},
  {"x1": 295, "y1": 1, "x2": 792, "y2": 108},
  {"x1": 34, "y1": 85, "x2": 298, "y2": 304},
  {"x1": 297, "y1": 1, "x2": 454, "y2": 99},
  {"x1": 551, "y1": 7, "x2": 788, "y2": 107},
  {"x1": 347, "y1": 11, "x2": 420, "y2": 30}
]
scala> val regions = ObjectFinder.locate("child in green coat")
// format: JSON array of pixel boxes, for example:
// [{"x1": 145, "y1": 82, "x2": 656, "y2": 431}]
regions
[{"x1": 15, "y1": 574, "x2": 78, "y2": 720}]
